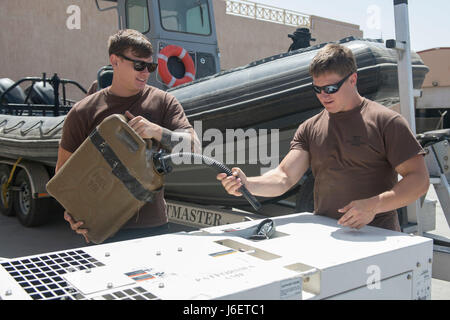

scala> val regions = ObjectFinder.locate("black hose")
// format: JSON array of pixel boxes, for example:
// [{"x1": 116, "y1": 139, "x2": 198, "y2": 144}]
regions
[{"x1": 155, "y1": 152, "x2": 262, "y2": 211}]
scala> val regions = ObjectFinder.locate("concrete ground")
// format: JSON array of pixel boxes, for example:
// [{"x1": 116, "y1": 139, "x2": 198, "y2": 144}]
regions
[
  {"x1": 426, "y1": 185, "x2": 450, "y2": 239},
  {"x1": 432, "y1": 278, "x2": 450, "y2": 300},
  {"x1": 0, "y1": 212, "x2": 195, "y2": 258}
]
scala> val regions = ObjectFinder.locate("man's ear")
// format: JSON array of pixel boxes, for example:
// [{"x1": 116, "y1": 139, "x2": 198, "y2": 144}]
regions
[
  {"x1": 350, "y1": 72, "x2": 358, "y2": 86},
  {"x1": 110, "y1": 54, "x2": 118, "y2": 67}
]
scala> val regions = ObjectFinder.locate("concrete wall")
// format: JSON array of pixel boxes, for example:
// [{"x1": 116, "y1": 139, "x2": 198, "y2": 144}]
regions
[
  {"x1": 0, "y1": 0, "x2": 118, "y2": 101},
  {"x1": 213, "y1": 0, "x2": 299, "y2": 70},
  {"x1": 417, "y1": 87, "x2": 450, "y2": 109},
  {"x1": 309, "y1": 15, "x2": 363, "y2": 45},
  {"x1": 212, "y1": 0, "x2": 363, "y2": 70},
  {"x1": 418, "y1": 48, "x2": 450, "y2": 88},
  {"x1": 416, "y1": 48, "x2": 450, "y2": 109}
]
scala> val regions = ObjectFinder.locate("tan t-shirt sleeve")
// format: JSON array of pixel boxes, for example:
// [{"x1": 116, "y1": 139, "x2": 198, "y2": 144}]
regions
[
  {"x1": 290, "y1": 120, "x2": 310, "y2": 152},
  {"x1": 86, "y1": 81, "x2": 98, "y2": 96},
  {"x1": 59, "y1": 107, "x2": 87, "y2": 153},
  {"x1": 161, "y1": 92, "x2": 192, "y2": 131},
  {"x1": 383, "y1": 114, "x2": 425, "y2": 169}
]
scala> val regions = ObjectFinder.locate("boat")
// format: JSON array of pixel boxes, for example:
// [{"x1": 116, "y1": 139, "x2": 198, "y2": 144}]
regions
[
  {"x1": 0, "y1": 75, "x2": 84, "y2": 167},
  {"x1": 0, "y1": 37, "x2": 429, "y2": 211}
]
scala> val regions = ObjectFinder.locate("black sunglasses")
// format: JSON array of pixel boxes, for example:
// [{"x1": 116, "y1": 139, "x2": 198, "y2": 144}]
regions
[
  {"x1": 118, "y1": 54, "x2": 158, "y2": 73},
  {"x1": 312, "y1": 72, "x2": 353, "y2": 94}
]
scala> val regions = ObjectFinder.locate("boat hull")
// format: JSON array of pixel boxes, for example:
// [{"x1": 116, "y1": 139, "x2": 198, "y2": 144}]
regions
[{"x1": 0, "y1": 115, "x2": 64, "y2": 166}]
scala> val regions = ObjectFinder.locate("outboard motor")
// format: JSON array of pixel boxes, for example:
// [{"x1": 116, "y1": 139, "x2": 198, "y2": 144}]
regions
[
  {"x1": 25, "y1": 81, "x2": 55, "y2": 105},
  {"x1": 0, "y1": 78, "x2": 26, "y2": 104},
  {"x1": 288, "y1": 27, "x2": 315, "y2": 52}
]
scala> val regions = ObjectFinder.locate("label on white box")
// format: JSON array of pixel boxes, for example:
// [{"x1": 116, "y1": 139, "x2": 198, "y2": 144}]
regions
[
  {"x1": 280, "y1": 277, "x2": 302, "y2": 299},
  {"x1": 63, "y1": 266, "x2": 134, "y2": 295}
]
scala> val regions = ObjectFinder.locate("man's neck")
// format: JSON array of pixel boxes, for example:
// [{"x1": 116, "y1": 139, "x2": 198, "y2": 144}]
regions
[
  {"x1": 109, "y1": 81, "x2": 142, "y2": 97},
  {"x1": 343, "y1": 94, "x2": 365, "y2": 112}
]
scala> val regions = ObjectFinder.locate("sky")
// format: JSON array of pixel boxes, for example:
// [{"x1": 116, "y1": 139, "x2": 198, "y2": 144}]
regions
[{"x1": 252, "y1": 0, "x2": 450, "y2": 52}]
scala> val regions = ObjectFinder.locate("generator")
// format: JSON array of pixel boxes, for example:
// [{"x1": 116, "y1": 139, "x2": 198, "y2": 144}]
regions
[{"x1": 0, "y1": 213, "x2": 432, "y2": 300}]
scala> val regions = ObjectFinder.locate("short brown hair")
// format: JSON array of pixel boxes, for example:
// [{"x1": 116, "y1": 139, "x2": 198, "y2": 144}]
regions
[
  {"x1": 309, "y1": 43, "x2": 357, "y2": 77},
  {"x1": 108, "y1": 29, "x2": 153, "y2": 58}
]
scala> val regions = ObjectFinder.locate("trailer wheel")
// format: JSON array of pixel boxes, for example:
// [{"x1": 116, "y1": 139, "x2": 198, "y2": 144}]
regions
[
  {"x1": 13, "y1": 169, "x2": 51, "y2": 227},
  {"x1": 0, "y1": 165, "x2": 14, "y2": 216}
]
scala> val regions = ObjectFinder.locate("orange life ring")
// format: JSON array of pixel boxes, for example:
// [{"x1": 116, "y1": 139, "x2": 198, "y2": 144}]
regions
[{"x1": 157, "y1": 45, "x2": 196, "y2": 88}]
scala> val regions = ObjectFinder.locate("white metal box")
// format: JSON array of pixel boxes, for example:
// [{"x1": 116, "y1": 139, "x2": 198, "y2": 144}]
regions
[{"x1": 0, "y1": 213, "x2": 432, "y2": 300}]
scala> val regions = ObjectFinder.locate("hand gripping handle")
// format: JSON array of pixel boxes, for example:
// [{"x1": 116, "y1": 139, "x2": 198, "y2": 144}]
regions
[
  {"x1": 237, "y1": 184, "x2": 262, "y2": 211},
  {"x1": 219, "y1": 166, "x2": 261, "y2": 211}
]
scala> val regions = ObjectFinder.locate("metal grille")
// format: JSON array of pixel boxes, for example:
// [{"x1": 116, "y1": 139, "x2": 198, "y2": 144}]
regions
[
  {"x1": 225, "y1": 0, "x2": 310, "y2": 27},
  {"x1": 93, "y1": 286, "x2": 157, "y2": 300},
  {"x1": 1, "y1": 250, "x2": 104, "y2": 300}
]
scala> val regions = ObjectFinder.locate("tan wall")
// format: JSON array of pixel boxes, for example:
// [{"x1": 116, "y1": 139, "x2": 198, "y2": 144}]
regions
[
  {"x1": 212, "y1": 0, "x2": 363, "y2": 70},
  {"x1": 416, "y1": 87, "x2": 450, "y2": 109},
  {"x1": 309, "y1": 15, "x2": 363, "y2": 44},
  {"x1": 212, "y1": 0, "x2": 298, "y2": 70},
  {"x1": 0, "y1": 0, "x2": 118, "y2": 101},
  {"x1": 417, "y1": 48, "x2": 450, "y2": 88}
]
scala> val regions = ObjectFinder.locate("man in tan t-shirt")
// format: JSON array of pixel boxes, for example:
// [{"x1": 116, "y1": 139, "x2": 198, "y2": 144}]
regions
[
  {"x1": 56, "y1": 29, "x2": 199, "y2": 243},
  {"x1": 217, "y1": 43, "x2": 429, "y2": 232}
]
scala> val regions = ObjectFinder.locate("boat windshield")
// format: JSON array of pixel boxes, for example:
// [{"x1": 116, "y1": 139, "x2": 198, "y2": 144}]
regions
[
  {"x1": 158, "y1": 0, "x2": 211, "y2": 36},
  {"x1": 126, "y1": 0, "x2": 150, "y2": 34}
]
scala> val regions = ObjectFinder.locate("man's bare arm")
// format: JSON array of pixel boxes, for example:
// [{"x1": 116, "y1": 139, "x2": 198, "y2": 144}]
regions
[
  {"x1": 126, "y1": 111, "x2": 200, "y2": 153},
  {"x1": 218, "y1": 149, "x2": 310, "y2": 198},
  {"x1": 372, "y1": 154, "x2": 429, "y2": 213},
  {"x1": 55, "y1": 146, "x2": 72, "y2": 173}
]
